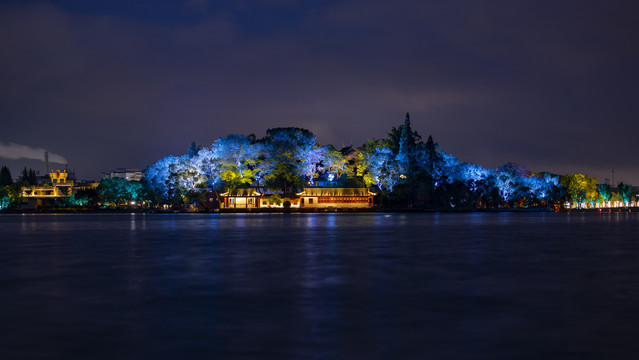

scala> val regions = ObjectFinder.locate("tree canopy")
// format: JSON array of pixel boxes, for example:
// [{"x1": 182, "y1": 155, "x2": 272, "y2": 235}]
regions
[{"x1": 142, "y1": 115, "x2": 580, "y2": 209}]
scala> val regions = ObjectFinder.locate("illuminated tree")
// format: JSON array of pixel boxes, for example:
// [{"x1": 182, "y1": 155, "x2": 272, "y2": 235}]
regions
[
  {"x1": 213, "y1": 135, "x2": 257, "y2": 190},
  {"x1": 0, "y1": 186, "x2": 12, "y2": 209},
  {"x1": 168, "y1": 155, "x2": 207, "y2": 203},
  {"x1": 397, "y1": 113, "x2": 417, "y2": 173},
  {"x1": 261, "y1": 127, "x2": 320, "y2": 193},
  {"x1": 356, "y1": 139, "x2": 383, "y2": 186},
  {"x1": 252, "y1": 141, "x2": 276, "y2": 192},
  {"x1": 597, "y1": 184, "x2": 612, "y2": 205},
  {"x1": 413, "y1": 135, "x2": 443, "y2": 205},
  {"x1": 525, "y1": 173, "x2": 562, "y2": 204},
  {"x1": 301, "y1": 147, "x2": 325, "y2": 185},
  {"x1": 560, "y1": 174, "x2": 598, "y2": 208},
  {"x1": 191, "y1": 147, "x2": 222, "y2": 190},
  {"x1": 357, "y1": 139, "x2": 400, "y2": 192},
  {"x1": 144, "y1": 155, "x2": 181, "y2": 200},
  {"x1": 494, "y1": 164, "x2": 528, "y2": 206},
  {"x1": 617, "y1": 182, "x2": 633, "y2": 206},
  {"x1": 610, "y1": 192, "x2": 623, "y2": 205},
  {"x1": 187, "y1": 141, "x2": 203, "y2": 158},
  {"x1": 459, "y1": 163, "x2": 491, "y2": 206},
  {"x1": 320, "y1": 145, "x2": 347, "y2": 183},
  {"x1": 97, "y1": 177, "x2": 144, "y2": 206}
]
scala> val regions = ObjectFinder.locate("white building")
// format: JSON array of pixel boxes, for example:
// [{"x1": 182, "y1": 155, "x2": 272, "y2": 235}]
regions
[{"x1": 103, "y1": 168, "x2": 144, "y2": 181}]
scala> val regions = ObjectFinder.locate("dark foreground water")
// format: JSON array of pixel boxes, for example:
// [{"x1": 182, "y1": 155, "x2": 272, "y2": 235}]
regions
[{"x1": 1, "y1": 213, "x2": 639, "y2": 359}]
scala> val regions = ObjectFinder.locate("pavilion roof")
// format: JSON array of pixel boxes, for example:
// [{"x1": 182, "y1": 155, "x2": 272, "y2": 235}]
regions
[{"x1": 220, "y1": 188, "x2": 262, "y2": 197}]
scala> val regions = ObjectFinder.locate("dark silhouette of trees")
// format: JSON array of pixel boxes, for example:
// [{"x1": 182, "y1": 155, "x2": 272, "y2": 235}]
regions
[{"x1": 0, "y1": 166, "x2": 13, "y2": 186}]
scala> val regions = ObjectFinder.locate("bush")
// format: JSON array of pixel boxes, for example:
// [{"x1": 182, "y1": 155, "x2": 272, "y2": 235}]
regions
[{"x1": 268, "y1": 194, "x2": 282, "y2": 206}]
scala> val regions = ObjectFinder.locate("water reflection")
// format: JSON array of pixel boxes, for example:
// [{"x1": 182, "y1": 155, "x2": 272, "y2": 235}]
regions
[
  {"x1": 130, "y1": 213, "x2": 136, "y2": 231},
  {"x1": 2, "y1": 213, "x2": 639, "y2": 359}
]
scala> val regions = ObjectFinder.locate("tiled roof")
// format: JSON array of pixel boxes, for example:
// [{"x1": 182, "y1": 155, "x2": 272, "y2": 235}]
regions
[{"x1": 220, "y1": 188, "x2": 262, "y2": 197}]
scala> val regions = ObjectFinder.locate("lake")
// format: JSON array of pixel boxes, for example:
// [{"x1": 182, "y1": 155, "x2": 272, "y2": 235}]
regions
[{"x1": 1, "y1": 212, "x2": 638, "y2": 359}]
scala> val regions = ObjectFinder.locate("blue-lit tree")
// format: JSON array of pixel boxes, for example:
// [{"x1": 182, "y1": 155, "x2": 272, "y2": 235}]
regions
[
  {"x1": 458, "y1": 162, "x2": 491, "y2": 207},
  {"x1": 524, "y1": 173, "x2": 561, "y2": 206},
  {"x1": 261, "y1": 127, "x2": 320, "y2": 193},
  {"x1": 191, "y1": 147, "x2": 222, "y2": 190},
  {"x1": 301, "y1": 147, "x2": 325, "y2": 186},
  {"x1": 494, "y1": 165, "x2": 522, "y2": 207},
  {"x1": 144, "y1": 155, "x2": 181, "y2": 201},
  {"x1": 168, "y1": 155, "x2": 208, "y2": 204},
  {"x1": 142, "y1": 113, "x2": 575, "y2": 210},
  {"x1": 359, "y1": 145, "x2": 400, "y2": 192}
]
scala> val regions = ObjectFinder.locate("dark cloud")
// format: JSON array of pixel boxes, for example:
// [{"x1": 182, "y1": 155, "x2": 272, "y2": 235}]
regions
[{"x1": 1, "y1": 0, "x2": 638, "y2": 184}]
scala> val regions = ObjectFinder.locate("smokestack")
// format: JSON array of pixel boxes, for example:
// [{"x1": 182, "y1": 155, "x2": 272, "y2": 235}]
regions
[{"x1": 44, "y1": 151, "x2": 49, "y2": 174}]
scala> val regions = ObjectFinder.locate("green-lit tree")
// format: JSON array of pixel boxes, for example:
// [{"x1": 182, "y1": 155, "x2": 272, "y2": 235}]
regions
[
  {"x1": 320, "y1": 145, "x2": 347, "y2": 184},
  {"x1": 97, "y1": 177, "x2": 144, "y2": 207},
  {"x1": 0, "y1": 185, "x2": 21, "y2": 209},
  {"x1": 0, "y1": 186, "x2": 11, "y2": 209},
  {"x1": 560, "y1": 174, "x2": 598, "y2": 208},
  {"x1": 617, "y1": 182, "x2": 633, "y2": 207},
  {"x1": 214, "y1": 135, "x2": 256, "y2": 191},
  {"x1": 597, "y1": 184, "x2": 612, "y2": 206}
]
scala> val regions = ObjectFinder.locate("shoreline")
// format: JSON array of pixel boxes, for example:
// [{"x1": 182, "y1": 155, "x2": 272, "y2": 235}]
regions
[{"x1": 3, "y1": 207, "x2": 636, "y2": 214}]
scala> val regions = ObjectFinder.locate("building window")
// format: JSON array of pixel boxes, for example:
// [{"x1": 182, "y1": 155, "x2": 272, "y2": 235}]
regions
[
  {"x1": 248, "y1": 198, "x2": 253, "y2": 205},
  {"x1": 229, "y1": 198, "x2": 234, "y2": 205},
  {"x1": 309, "y1": 198, "x2": 313, "y2": 204}
]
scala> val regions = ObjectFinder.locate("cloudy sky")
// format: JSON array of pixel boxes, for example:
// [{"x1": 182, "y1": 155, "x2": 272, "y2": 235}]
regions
[{"x1": 1, "y1": 0, "x2": 638, "y2": 182}]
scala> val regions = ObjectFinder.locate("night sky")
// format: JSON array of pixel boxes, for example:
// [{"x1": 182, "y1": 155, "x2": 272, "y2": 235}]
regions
[{"x1": 1, "y1": 0, "x2": 638, "y2": 183}]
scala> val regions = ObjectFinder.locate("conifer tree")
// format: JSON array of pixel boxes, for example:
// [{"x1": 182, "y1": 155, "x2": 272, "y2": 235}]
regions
[
  {"x1": 29, "y1": 169, "x2": 37, "y2": 185},
  {"x1": 21, "y1": 167, "x2": 30, "y2": 184},
  {"x1": 0, "y1": 166, "x2": 13, "y2": 186}
]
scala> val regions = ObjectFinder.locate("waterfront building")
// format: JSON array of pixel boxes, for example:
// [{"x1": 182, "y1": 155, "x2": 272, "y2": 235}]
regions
[
  {"x1": 220, "y1": 188, "x2": 262, "y2": 209},
  {"x1": 297, "y1": 188, "x2": 375, "y2": 209},
  {"x1": 102, "y1": 168, "x2": 144, "y2": 181},
  {"x1": 21, "y1": 170, "x2": 74, "y2": 208}
]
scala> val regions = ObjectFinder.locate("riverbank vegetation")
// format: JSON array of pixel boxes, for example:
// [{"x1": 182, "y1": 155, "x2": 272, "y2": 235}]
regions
[
  {"x1": 141, "y1": 114, "x2": 634, "y2": 210},
  {"x1": 2, "y1": 114, "x2": 635, "y2": 212}
]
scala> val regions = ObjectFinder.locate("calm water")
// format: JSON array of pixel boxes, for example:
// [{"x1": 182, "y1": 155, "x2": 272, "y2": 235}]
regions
[{"x1": 1, "y1": 212, "x2": 639, "y2": 359}]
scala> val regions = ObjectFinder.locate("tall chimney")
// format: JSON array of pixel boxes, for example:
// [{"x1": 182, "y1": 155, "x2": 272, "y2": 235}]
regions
[{"x1": 44, "y1": 151, "x2": 49, "y2": 174}]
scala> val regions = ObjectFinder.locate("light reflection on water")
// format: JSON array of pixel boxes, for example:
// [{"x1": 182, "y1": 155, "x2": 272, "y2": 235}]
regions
[{"x1": 1, "y1": 212, "x2": 639, "y2": 359}]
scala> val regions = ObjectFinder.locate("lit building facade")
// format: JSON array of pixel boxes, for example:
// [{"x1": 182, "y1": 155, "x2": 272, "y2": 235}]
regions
[
  {"x1": 297, "y1": 188, "x2": 375, "y2": 209},
  {"x1": 21, "y1": 170, "x2": 75, "y2": 207},
  {"x1": 103, "y1": 168, "x2": 144, "y2": 181},
  {"x1": 220, "y1": 188, "x2": 262, "y2": 209}
]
